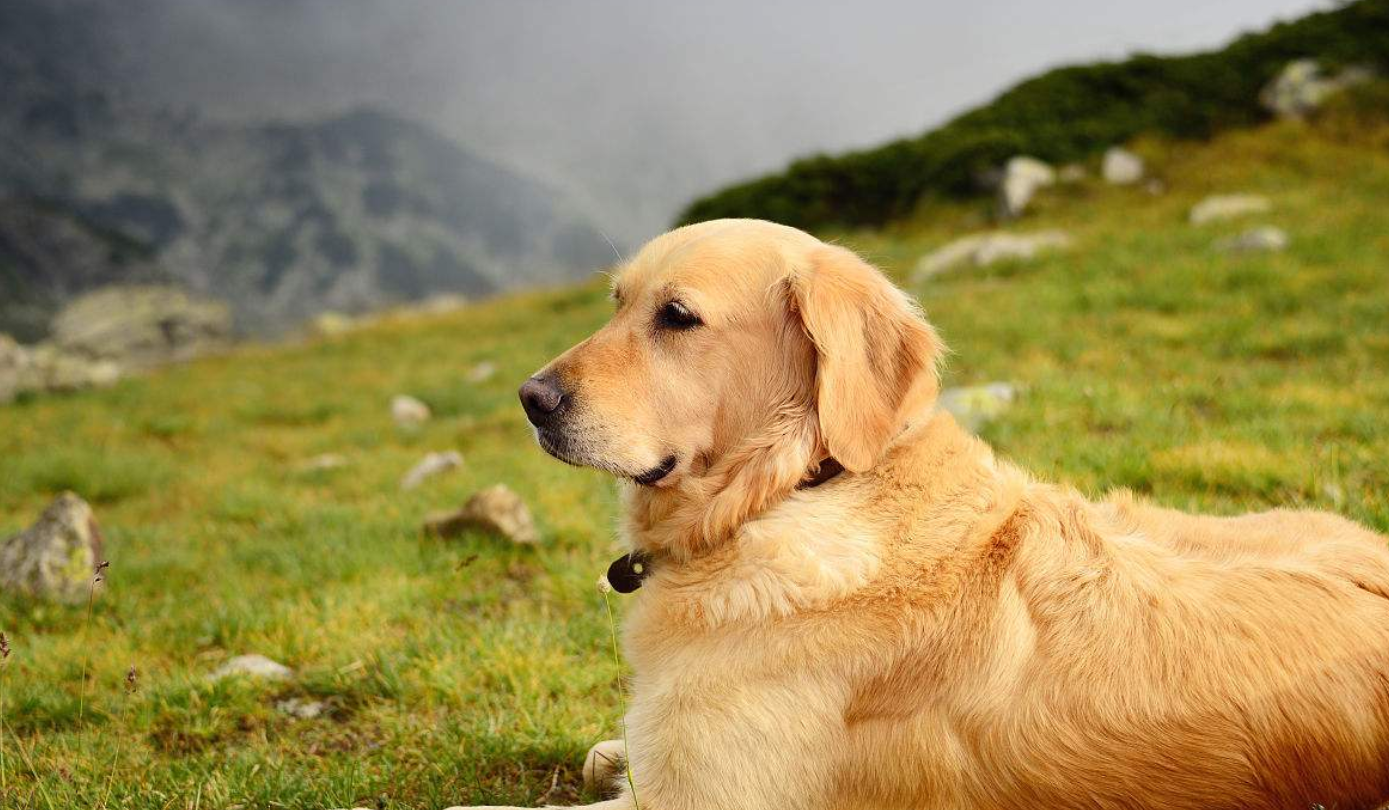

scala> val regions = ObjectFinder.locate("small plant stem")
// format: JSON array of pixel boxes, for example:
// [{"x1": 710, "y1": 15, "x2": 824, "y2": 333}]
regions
[
  {"x1": 77, "y1": 578, "x2": 98, "y2": 728},
  {"x1": 601, "y1": 589, "x2": 640, "y2": 810}
]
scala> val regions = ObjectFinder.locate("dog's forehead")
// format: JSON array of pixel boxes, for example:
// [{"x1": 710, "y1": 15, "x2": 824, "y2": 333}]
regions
[{"x1": 616, "y1": 225, "x2": 806, "y2": 302}]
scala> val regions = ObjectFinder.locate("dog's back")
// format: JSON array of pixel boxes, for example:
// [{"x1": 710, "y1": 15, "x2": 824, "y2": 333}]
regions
[{"x1": 942, "y1": 483, "x2": 1389, "y2": 809}]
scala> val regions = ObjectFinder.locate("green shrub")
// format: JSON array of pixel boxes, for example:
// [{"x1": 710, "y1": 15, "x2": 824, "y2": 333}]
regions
[{"x1": 678, "y1": 0, "x2": 1389, "y2": 230}]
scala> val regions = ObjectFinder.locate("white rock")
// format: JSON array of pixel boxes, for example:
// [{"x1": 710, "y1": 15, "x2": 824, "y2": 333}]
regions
[
  {"x1": 938, "y1": 383, "x2": 1019, "y2": 432},
  {"x1": 914, "y1": 231, "x2": 1071, "y2": 281},
  {"x1": 1189, "y1": 194, "x2": 1272, "y2": 225},
  {"x1": 298, "y1": 453, "x2": 348, "y2": 472},
  {"x1": 401, "y1": 450, "x2": 463, "y2": 490},
  {"x1": 275, "y1": 697, "x2": 326, "y2": 719},
  {"x1": 391, "y1": 394, "x2": 431, "y2": 428},
  {"x1": 1216, "y1": 226, "x2": 1289, "y2": 254},
  {"x1": 1260, "y1": 59, "x2": 1373, "y2": 119},
  {"x1": 998, "y1": 156, "x2": 1056, "y2": 218},
  {"x1": 0, "y1": 492, "x2": 103, "y2": 604},
  {"x1": 209, "y1": 654, "x2": 293, "y2": 681},
  {"x1": 466, "y1": 361, "x2": 497, "y2": 383},
  {"x1": 1102, "y1": 147, "x2": 1144, "y2": 185}
]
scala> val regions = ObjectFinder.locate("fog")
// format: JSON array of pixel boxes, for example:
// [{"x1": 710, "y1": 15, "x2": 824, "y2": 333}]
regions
[{"x1": 122, "y1": 0, "x2": 1330, "y2": 244}]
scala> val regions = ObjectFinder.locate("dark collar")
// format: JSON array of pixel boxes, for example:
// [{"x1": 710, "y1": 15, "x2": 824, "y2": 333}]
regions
[{"x1": 606, "y1": 457, "x2": 844, "y2": 594}]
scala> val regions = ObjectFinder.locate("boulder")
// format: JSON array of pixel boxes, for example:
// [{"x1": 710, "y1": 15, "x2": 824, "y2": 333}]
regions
[
  {"x1": 401, "y1": 450, "x2": 463, "y2": 490},
  {"x1": 1260, "y1": 59, "x2": 1373, "y2": 119},
  {"x1": 0, "y1": 334, "x2": 28, "y2": 404},
  {"x1": 466, "y1": 361, "x2": 497, "y2": 383},
  {"x1": 998, "y1": 156, "x2": 1056, "y2": 219},
  {"x1": 298, "y1": 453, "x2": 348, "y2": 473},
  {"x1": 1215, "y1": 226, "x2": 1289, "y2": 254},
  {"x1": 391, "y1": 394, "x2": 432, "y2": 428},
  {"x1": 23, "y1": 345, "x2": 120, "y2": 393},
  {"x1": 423, "y1": 484, "x2": 538, "y2": 544},
  {"x1": 1102, "y1": 148, "x2": 1144, "y2": 185},
  {"x1": 0, "y1": 492, "x2": 104, "y2": 604},
  {"x1": 938, "y1": 383, "x2": 1019, "y2": 432},
  {"x1": 209, "y1": 654, "x2": 293, "y2": 682},
  {"x1": 1189, "y1": 194, "x2": 1272, "y2": 225},
  {"x1": 50, "y1": 285, "x2": 232, "y2": 371},
  {"x1": 914, "y1": 231, "x2": 1071, "y2": 281}
]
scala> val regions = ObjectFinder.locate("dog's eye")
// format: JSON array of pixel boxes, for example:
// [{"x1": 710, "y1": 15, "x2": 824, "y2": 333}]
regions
[{"x1": 656, "y1": 301, "x2": 703, "y2": 331}]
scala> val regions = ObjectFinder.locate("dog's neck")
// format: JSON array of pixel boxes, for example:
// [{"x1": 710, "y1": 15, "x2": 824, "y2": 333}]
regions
[{"x1": 621, "y1": 404, "x2": 827, "y2": 562}]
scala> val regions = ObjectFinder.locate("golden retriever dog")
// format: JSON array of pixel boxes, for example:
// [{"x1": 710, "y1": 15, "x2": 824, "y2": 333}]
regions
[{"x1": 455, "y1": 218, "x2": 1389, "y2": 810}]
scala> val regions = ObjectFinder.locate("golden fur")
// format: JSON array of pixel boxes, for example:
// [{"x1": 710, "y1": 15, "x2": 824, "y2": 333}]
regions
[{"x1": 456, "y1": 219, "x2": 1389, "y2": 810}]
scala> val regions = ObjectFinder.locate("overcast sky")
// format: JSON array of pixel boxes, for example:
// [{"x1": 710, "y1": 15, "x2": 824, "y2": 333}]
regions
[{"x1": 125, "y1": 0, "x2": 1332, "y2": 243}]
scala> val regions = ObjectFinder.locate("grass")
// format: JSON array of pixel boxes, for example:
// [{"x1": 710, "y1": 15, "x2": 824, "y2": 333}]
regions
[{"x1": 1, "y1": 118, "x2": 1387, "y2": 807}]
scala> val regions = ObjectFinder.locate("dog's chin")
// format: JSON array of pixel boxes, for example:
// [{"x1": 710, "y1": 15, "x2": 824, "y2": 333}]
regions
[{"x1": 534, "y1": 429, "x2": 679, "y2": 487}]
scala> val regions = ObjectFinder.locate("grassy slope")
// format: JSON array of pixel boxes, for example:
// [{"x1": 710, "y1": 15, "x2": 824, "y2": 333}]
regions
[{"x1": 1, "y1": 119, "x2": 1387, "y2": 808}]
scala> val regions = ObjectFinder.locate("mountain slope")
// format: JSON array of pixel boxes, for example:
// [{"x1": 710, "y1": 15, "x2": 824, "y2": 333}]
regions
[
  {"x1": 679, "y1": 0, "x2": 1389, "y2": 230},
  {"x1": 0, "y1": 0, "x2": 613, "y2": 336}
]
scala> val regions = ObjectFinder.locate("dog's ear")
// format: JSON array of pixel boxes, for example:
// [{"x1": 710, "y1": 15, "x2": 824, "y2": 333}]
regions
[{"x1": 787, "y1": 245, "x2": 943, "y2": 473}]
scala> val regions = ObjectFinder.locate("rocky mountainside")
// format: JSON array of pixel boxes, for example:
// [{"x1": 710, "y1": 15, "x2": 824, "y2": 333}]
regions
[{"x1": 0, "y1": 0, "x2": 612, "y2": 336}]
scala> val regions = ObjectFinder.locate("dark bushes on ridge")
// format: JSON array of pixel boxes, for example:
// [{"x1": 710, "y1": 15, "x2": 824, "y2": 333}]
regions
[{"x1": 677, "y1": 0, "x2": 1389, "y2": 231}]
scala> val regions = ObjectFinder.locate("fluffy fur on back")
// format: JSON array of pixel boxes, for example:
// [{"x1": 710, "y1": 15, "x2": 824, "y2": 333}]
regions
[{"x1": 457, "y1": 219, "x2": 1389, "y2": 810}]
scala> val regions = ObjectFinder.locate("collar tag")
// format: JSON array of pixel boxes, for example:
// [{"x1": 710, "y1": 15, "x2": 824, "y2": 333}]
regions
[{"x1": 606, "y1": 551, "x2": 654, "y2": 594}]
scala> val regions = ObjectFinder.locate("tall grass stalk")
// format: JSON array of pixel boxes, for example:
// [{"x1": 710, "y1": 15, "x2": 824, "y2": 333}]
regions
[
  {"x1": 599, "y1": 579, "x2": 639, "y2": 810},
  {"x1": 76, "y1": 561, "x2": 109, "y2": 730},
  {"x1": 0, "y1": 632, "x2": 10, "y2": 802},
  {"x1": 96, "y1": 665, "x2": 137, "y2": 810}
]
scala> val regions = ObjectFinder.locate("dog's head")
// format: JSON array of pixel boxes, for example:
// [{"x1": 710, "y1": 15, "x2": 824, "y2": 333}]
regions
[{"x1": 520, "y1": 219, "x2": 942, "y2": 548}]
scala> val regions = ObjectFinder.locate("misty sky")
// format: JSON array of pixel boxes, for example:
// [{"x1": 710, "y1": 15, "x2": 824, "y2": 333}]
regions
[{"x1": 124, "y1": 0, "x2": 1331, "y2": 244}]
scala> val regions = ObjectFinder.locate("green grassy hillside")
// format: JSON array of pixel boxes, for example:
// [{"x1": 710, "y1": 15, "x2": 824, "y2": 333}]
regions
[
  {"x1": 1, "y1": 117, "x2": 1387, "y2": 807},
  {"x1": 679, "y1": 0, "x2": 1389, "y2": 230}
]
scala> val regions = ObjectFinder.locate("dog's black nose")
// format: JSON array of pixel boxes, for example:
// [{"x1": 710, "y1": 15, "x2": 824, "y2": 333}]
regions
[{"x1": 519, "y1": 374, "x2": 568, "y2": 427}]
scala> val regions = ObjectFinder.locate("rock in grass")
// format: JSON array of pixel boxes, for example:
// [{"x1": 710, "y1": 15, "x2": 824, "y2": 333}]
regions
[
  {"x1": 298, "y1": 453, "x2": 348, "y2": 472},
  {"x1": 1189, "y1": 194, "x2": 1271, "y2": 225},
  {"x1": 423, "y1": 484, "x2": 538, "y2": 544},
  {"x1": 1260, "y1": 59, "x2": 1373, "y2": 120},
  {"x1": 0, "y1": 334, "x2": 27, "y2": 404},
  {"x1": 1102, "y1": 147, "x2": 1144, "y2": 185},
  {"x1": 275, "y1": 697, "x2": 326, "y2": 719},
  {"x1": 938, "y1": 383, "x2": 1019, "y2": 432},
  {"x1": 1216, "y1": 226, "x2": 1289, "y2": 254},
  {"x1": 401, "y1": 450, "x2": 463, "y2": 490},
  {"x1": 914, "y1": 231, "x2": 1071, "y2": 281},
  {"x1": 466, "y1": 360, "x2": 497, "y2": 383},
  {"x1": 998, "y1": 156, "x2": 1055, "y2": 219},
  {"x1": 391, "y1": 394, "x2": 431, "y2": 428},
  {"x1": 0, "y1": 492, "x2": 104, "y2": 604},
  {"x1": 209, "y1": 654, "x2": 293, "y2": 682},
  {"x1": 51, "y1": 285, "x2": 232, "y2": 371}
]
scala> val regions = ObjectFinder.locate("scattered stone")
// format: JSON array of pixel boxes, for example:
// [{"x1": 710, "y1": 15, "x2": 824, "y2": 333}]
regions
[
  {"x1": 209, "y1": 654, "x2": 293, "y2": 682},
  {"x1": 0, "y1": 334, "x2": 27, "y2": 404},
  {"x1": 998, "y1": 156, "x2": 1056, "y2": 219},
  {"x1": 275, "y1": 697, "x2": 326, "y2": 719},
  {"x1": 1215, "y1": 226, "x2": 1289, "y2": 254},
  {"x1": 0, "y1": 492, "x2": 104, "y2": 604},
  {"x1": 583, "y1": 739, "x2": 628, "y2": 796},
  {"x1": 298, "y1": 453, "x2": 348, "y2": 473},
  {"x1": 1057, "y1": 164, "x2": 1088, "y2": 183},
  {"x1": 50, "y1": 285, "x2": 232, "y2": 371},
  {"x1": 938, "y1": 383, "x2": 1019, "y2": 432},
  {"x1": 466, "y1": 361, "x2": 497, "y2": 383},
  {"x1": 1143, "y1": 179, "x2": 1167, "y2": 196},
  {"x1": 914, "y1": 231, "x2": 1072, "y2": 281},
  {"x1": 311, "y1": 311, "x2": 355, "y2": 337},
  {"x1": 1102, "y1": 147, "x2": 1144, "y2": 185},
  {"x1": 1260, "y1": 59, "x2": 1373, "y2": 119},
  {"x1": 423, "y1": 484, "x2": 538, "y2": 544},
  {"x1": 401, "y1": 450, "x2": 463, "y2": 490},
  {"x1": 391, "y1": 394, "x2": 431, "y2": 428},
  {"x1": 1189, "y1": 194, "x2": 1272, "y2": 225},
  {"x1": 23, "y1": 345, "x2": 121, "y2": 393}
]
